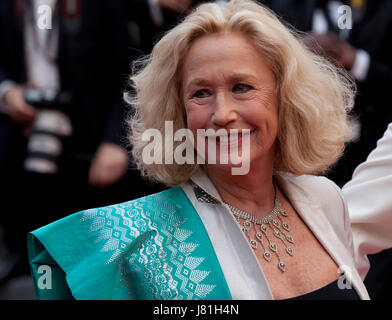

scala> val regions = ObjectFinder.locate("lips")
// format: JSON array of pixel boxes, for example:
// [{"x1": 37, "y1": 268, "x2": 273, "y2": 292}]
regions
[{"x1": 212, "y1": 130, "x2": 254, "y2": 146}]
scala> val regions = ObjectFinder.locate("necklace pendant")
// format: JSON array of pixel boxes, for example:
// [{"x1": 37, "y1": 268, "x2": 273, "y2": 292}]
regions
[
  {"x1": 269, "y1": 242, "x2": 277, "y2": 252},
  {"x1": 285, "y1": 234, "x2": 294, "y2": 244},
  {"x1": 250, "y1": 239, "x2": 258, "y2": 249},
  {"x1": 263, "y1": 251, "x2": 272, "y2": 262},
  {"x1": 256, "y1": 232, "x2": 263, "y2": 242},
  {"x1": 286, "y1": 246, "x2": 294, "y2": 256},
  {"x1": 282, "y1": 222, "x2": 290, "y2": 232},
  {"x1": 244, "y1": 220, "x2": 252, "y2": 232},
  {"x1": 280, "y1": 210, "x2": 288, "y2": 217},
  {"x1": 278, "y1": 260, "x2": 286, "y2": 272}
]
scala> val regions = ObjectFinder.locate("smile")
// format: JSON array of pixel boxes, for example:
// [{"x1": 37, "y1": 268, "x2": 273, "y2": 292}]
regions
[{"x1": 208, "y1": 130, "x2": 255, "y2": 146}]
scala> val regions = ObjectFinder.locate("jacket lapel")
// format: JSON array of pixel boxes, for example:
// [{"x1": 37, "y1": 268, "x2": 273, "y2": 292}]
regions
[{"x1": 276, "y1": 174, "x2": 369, "y2": 299}]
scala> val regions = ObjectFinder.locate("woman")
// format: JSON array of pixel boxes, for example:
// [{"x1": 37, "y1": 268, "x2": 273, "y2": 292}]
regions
[{"x1": 28, "y1": 0, "x2": 368, "y2": 299}]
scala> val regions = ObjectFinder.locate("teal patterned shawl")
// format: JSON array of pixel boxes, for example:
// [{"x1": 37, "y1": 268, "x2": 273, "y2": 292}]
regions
[{"x1": 28, "y1": 186, "x2": 232, "y2": 300}]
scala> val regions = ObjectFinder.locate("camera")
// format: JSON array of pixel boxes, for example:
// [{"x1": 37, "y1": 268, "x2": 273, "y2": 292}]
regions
[{"x1": 23, "y1": 88, "x2": 73, "y2": 174}]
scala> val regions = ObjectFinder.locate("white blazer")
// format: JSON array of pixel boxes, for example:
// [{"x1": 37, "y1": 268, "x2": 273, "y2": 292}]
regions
[
  {"x1": 183, "y1": 170, "x2": 370, "y2": 299},
  {"x1": 343, "y1": 122, "x2": 392, "y2": 281}
]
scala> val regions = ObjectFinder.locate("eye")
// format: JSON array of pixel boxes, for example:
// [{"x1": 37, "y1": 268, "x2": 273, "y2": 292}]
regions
[
  {"x1": 192, "y1": 89, "x2": 212, "y2": 99},
  {"x1": 232, "y1": 83, "x2": 254, "y2": 94}
]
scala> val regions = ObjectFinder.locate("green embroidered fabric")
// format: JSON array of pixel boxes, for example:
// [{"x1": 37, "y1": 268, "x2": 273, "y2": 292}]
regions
[{"x1": 28, "y1": 186, "x2": 232, "y2": 300}]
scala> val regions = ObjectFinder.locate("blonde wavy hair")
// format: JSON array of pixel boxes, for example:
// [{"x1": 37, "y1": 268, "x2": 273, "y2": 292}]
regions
[{"x1": 125, "y1": 0, "x2": 356, "y2": 186}]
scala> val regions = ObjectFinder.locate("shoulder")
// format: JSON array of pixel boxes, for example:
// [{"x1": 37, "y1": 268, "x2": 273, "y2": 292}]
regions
[
  {"x1": 87, "y1": 185, "x2": 184, "y2": 213},
  {"x1": 75, "y1": 186, "x2": 188, "y2": 238},
  {"x1": 28, "y1": 186, "x2": 188, "y2": 299},
  {"x1": 81, "y1": 187, "x2": 181, "y2": 215},
  {"x1": 31, "y1": 186, "x2": 186, "y2": 261},
  {"x1": 278, "y1": 172, "x2": 349, "y2": 229},
  {"x1": 278, "y1": 172, "x2": 354, "y2": 256},
  {"x1": 280, "y1": 172, "x2": 344, "y2": 201}
]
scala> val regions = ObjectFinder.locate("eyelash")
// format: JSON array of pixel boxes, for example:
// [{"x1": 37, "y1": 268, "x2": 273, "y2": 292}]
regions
[
  {"x1": 192, "y1": 89, "x2": 211, "y2": 98},
  {"x1": 232, "y1": 83, "x2": 253, "y2": 93},
  {"x1": 191, "y1": 83, "x2": 253, "y2": 98}
]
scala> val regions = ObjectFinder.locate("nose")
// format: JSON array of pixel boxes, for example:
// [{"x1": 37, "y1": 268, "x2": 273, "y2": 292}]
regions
[{"x1": 211, "y1": 91, "x2": 237, "y2": 127}]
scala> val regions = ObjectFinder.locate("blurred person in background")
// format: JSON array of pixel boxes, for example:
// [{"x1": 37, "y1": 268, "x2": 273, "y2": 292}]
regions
[
  {"x1": 0, "y1": 0, "x2": 164, "y2": 287},
  {"x1": 269, "y1": 0, "x2": 392, "y2": 186},
  {"x1": 268, "y1": 0, "x2": 392, "y2": 300},
  {"x1": 126, "y1": 0, "x2": 206, "y2": 56},
  {"x1": 125, "y1": 0, "x2": 273, "y2": 56}
]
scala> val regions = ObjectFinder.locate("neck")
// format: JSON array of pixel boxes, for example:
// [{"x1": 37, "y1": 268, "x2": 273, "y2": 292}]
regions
[{"x1": 205, "y1": 159, "x2": 276, "y2": 218}]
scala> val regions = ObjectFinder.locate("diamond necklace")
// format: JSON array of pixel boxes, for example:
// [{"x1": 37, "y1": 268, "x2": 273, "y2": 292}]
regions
[{"x1": 224, "y1": 183, "x2": 294, "y2": 272}]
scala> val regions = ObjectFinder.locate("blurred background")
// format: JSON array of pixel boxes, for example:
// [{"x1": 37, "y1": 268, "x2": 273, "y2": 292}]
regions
[{"x1": 0, "y1": 0, "x2": 391, "y2": 300}]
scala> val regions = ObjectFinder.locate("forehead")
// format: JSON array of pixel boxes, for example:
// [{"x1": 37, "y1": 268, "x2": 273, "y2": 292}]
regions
[{"x1": 181, "y1": 32, "x2": 273, "y2": 85}]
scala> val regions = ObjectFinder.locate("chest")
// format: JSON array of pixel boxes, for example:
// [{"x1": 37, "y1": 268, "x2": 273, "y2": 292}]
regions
[{"x1": 240, "y1": 201, "x2": 341, "y2": 300}]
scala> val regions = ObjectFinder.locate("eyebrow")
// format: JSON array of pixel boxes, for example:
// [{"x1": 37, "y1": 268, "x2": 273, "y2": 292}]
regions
[
  {"x1": 185, "y1": 78, "x2": 210, "y2": 90},
  {"x1": 185, "y1": 73, "x2": 257, "y2": 91},
  {"x1": 229, "y1": 73, "x2": 257, "y2": 81}
]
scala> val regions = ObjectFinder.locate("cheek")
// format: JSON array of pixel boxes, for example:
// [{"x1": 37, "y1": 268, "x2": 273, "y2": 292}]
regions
[
  {"x1": 242, "y1": 98, "x2": 277, "y2": 127},
  {"x1": 242, "y1": 103, "x2": 279, "y2": 149},
  {"x1": 185, "y1": 104, "x2": 210, "y2": 132},
  {"x1": 251, "y1": 93, "x2": 278, "y2": 127},
  {"x1": 255, "y1": 110, "x2": 278, "y2": 136}
]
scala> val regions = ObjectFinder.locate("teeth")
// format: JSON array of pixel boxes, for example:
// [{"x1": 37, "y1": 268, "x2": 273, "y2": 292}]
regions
[
  {"x1": 220, "y1": 135, "x2": 236, "y2": 143},
  {"x1": 208, "y1": 131, "x2": 252, "y2": 143}
]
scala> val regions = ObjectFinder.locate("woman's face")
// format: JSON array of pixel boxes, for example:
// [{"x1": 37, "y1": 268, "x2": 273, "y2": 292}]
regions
[{"x1": 181, "y1": 32, "x2": 279, "y2": 174}]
